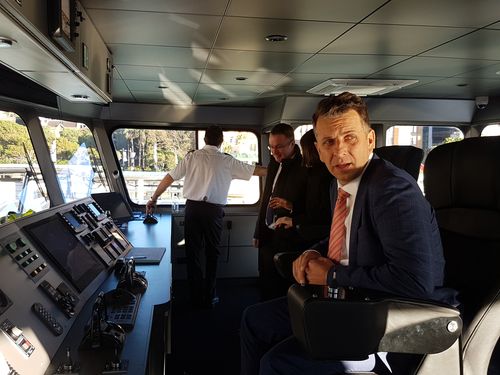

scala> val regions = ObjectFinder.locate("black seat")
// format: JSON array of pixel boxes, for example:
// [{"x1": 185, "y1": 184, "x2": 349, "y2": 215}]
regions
[
  {"x1": 423, "y1": 136, "x2": 500, "y2": 374},
  {"x1": 374, "y1": 145, "x2": 423, "y2": 181},
  {"x1": 286, "y1": 136, "x2": 500, "y2": 374}
]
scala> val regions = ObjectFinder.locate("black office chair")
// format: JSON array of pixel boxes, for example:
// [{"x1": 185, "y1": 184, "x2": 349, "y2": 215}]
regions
[
  {"x1": 285, "y1": 136, "x2": 500, "y2": 374},
  {"x1": 274, "y1": 145, "x2": 424, "y2": 281},
  {"x1": 423, "y1": 136, "x2": 500, "y2": 374},
  {"x1": 374, "y1": 145, "x2": 424, "y2": 181}
]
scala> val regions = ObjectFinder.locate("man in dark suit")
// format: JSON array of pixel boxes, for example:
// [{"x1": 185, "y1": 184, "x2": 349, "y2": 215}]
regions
[
  {"x1": 240, "y1": 92, "x2": 451, "y2": 374},
  {"x1": 253, "y1": 123, "x2": 307, "y2": 300}
]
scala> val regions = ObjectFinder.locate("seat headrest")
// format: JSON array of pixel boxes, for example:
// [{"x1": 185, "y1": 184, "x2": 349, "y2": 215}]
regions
[
  {"x1": 424, "y1": 136, "x2": 500, "y2": 239},
  {"x1": 424, "y1": 136, "x2": 500, "y2": 210},
  {"x1": 374, "y1": 145, "x2": 423, "y2": 180}
]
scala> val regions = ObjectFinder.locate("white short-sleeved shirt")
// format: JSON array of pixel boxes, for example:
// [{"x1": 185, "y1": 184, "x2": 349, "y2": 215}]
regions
[{"x1": 168, "y1": 145, "x2": 256, "y2": 205}]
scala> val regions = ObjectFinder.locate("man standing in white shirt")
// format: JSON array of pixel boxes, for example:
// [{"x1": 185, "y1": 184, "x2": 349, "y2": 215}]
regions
[{"x1": 147, "y1": 126, "x2": 266, "y2": 308}]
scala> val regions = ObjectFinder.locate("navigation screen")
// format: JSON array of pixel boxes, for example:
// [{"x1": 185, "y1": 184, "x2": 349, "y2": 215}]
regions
[
  {"x1": 24, "y1": 215, "x2": 105, "y2": 292},
  {"x1": 62, "y1": 211, "x2": 81, "y2": 228},
  {"x1": 91, "y1": 193, "x2": 133, "y2": 223},
  {"x1": 87, "y1": 202, "x2": 101, "y2": 217}
]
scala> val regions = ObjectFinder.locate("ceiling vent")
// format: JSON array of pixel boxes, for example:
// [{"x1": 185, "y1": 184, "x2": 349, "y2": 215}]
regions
[{"x1": 307, "y1": 79, "x2": 418, "y2": 96}]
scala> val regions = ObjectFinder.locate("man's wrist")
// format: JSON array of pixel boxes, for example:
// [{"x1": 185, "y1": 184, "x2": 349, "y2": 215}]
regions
[
  {"x1": 150, "y1": 196, "x2": 158, "y2": 202},
  {"x1": 327, "y1": 265, "x2": 338, "y2": 288}
]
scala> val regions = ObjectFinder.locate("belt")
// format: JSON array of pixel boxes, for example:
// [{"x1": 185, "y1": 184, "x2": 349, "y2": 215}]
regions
[{"x1": 186, "y1": 199, "x2": 224, "y2": 208}]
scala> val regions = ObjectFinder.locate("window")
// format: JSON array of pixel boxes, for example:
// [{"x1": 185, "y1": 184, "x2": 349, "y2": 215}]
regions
[
  {"x1": 40, "y1": 117, "x2": 109, "y2": 203},
  {"x1": 294, "y1": 125, "x2": 313, "y2": 141},
  {"x1": 0, "y1": 111, "x2": 49, "y2": 221},
  {"x1": 112, "y1": 128, "x2": 260, "y2": 205},
  {"x1": 386, "y1": 125, "x2": 464, "y2": 191},
  {"x1": 481, "y1": 124, "x2": 500, "y2": 136}
]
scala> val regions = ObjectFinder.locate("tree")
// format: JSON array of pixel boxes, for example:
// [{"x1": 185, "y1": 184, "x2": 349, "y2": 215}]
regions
[{"x1": 0, "y1": 120, "x2": 33, "y2": 163}]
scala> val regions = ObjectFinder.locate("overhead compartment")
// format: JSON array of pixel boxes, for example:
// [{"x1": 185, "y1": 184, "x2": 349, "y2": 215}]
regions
[{"x1": 0, "y1": 0, "x2": 112, "y2": 104}]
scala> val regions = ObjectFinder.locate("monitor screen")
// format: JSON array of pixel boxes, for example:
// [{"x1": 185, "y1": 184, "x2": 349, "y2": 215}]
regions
[
  {"x1": 24, "y1": 215, "x2": 105, "y2": 292},
  {"x1": 87, "y1": 202, "x2": 102, "y2": 217},
  {"x1": 62, "y1": 211, "x2": 81, "y2": 228},
  {"x1": 91, "y1": 193, "x2": 133, "y2": 223}
]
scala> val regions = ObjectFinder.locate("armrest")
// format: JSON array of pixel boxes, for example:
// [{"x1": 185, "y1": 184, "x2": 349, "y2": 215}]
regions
[
  {"x1": 287, "y1": 284, "x2": 462, "y2": 360},
  {"x1": 273, "y1": 251, "x2": 301, "y2": 280}
]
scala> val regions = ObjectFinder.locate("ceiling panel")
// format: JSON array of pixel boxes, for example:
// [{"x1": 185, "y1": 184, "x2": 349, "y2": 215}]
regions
[
  {"x1": 201, "y1": 69, "x2": 289, "y2": 85},
  {"x1": 111, "y1": 79, "x2": 135, "y2": 101},
  {"x1": 193, "y1": 95, "x2": 277, "y2": 107},
  {"x1": 110, "y1": 45, "x2": 210, "y2": 68},
  {"x1": 295, "y1": 54, "x2": 408, "y2": 74},
  {"x1": 114, "y1": 65, "x2": 202, "y2": 82},
  {"x1": 196, "y1": 83, "x2": 275, "y2": 97},
  {"x1": 454, "y1": 63, "x2": 500, "y2": 79},
  {"x1": 227, "y1": 0, "x2": 387, "y2": 22},
  {"x1": 392, "y1": 77, "x2": 500, "y2": 99},
  {"x1": 422, "y1": 29, "x2": 500, "y2": 60},
  {"x1": 129, "y1": 90, "x2": 194, "y2": 105},
  {"x1": 124, "y1": 80, "x2": 198, "y2": 95},
  {"x1": 375, "y1": 56, "x2": 499, "y2": 77},
  {"x1": 86, "y1": 9, "x2": 221, "y2": 49},
  {"x1": 365, "y1": 0, "x2": 500, "y2": 27},
  {"x1": 486, "y1": 22, "x2": 500, "y2": 30},
  {"x1": 322, "y1": 24, "x2": 474, "y2": 55},
  {"x1": 207, "y1": 50, "x2": 312, "y2": 71},
  {"x1": 215, "y1": 17, "x2": 353, "y2": 53}
]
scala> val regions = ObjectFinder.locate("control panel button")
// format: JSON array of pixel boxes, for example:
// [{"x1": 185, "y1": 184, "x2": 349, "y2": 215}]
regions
[
  {"x1": 32, "y1": 303, "x2": 63, "y2": 336},
  {"x1": 6, "y1": 242, "x2": 17, "y2": 253},
  {"x1": 16, "y1": 238, "x2": 27, "y2": 247}
]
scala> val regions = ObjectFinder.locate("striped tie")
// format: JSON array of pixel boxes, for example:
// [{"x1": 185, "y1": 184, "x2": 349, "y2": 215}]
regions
[{"x1": 327, "y1": 188, "x2": 350, "y2": 262}]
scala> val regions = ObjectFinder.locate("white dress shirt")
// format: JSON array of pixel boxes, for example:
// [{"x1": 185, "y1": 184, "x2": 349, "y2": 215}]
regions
[
  {"x1": 169, "y1": 145, "x2": 255, "y2": 205},
  {"x1": 337, "y1": 153, "x2": 374, "y2": 265}
]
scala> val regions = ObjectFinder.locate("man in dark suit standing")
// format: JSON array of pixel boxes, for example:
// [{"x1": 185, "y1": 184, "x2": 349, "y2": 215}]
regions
[
  {"x1": 253, "y1": 123, "x2": 307, "y2": 300},
  {"x1": 240, "y1": 92, "x2": 451, "y2": 374}
]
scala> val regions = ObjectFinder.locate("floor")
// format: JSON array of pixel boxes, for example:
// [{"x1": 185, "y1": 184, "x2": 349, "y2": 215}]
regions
[{"x1": 166, "y1": 278, "x2": 261, "y2": 375}]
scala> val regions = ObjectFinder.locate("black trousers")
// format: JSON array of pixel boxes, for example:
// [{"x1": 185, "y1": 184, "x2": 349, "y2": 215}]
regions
[
  {"x1": 258, "y1": 227, "x2": 305, "y2": 301},
  {"x1": 184, "y1": 199, "x2": 224, "y2": 304}
]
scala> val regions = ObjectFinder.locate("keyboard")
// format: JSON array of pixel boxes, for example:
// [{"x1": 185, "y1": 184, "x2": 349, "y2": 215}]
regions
[{"x1": 104, "y1": 289, "x2": 141, "y2": 330}]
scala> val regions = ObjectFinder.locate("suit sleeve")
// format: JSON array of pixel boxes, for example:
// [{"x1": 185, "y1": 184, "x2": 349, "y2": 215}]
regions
[{"x1": 332, "y1": 175, "x2": 444, "y2": 300}]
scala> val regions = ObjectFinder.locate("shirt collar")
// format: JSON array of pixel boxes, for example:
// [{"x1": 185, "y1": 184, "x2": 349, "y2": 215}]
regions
[
  {"x1": 203, "y1": 144, "x2": 220, "y2": 152},
  {"x1": 338, "y1": 152, "x2": 373, "y2": 197}
]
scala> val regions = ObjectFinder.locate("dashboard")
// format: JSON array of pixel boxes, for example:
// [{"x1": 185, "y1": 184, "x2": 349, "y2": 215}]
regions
[{"x1": 0, "y1": 197, "x2": 170, "y2": 374}]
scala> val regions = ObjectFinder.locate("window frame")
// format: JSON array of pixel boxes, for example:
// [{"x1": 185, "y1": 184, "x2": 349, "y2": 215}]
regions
[{"x1": 108, "y1": 125, "x2": 263, "y2": 208}]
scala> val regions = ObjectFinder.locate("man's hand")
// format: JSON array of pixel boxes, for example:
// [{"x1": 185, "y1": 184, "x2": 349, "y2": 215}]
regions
[
  {"x1": 292, "y1": 250, "x2": 321, "y2": 285},
  {"x1": 146, "y1": 199, "x2": 156, "y2": 215},
  {"x1": 268, "y1": 197, "x2": 292, "y2": 211},
  {"x1": 275, "y1": 216, "x2": 292, "y2": 229},
  {"x1": 305, "y1": 257, "x2": 333, "y2": 285},
  {"x1": 252, "y1": 238, "x2": 259, "y2": 248}
]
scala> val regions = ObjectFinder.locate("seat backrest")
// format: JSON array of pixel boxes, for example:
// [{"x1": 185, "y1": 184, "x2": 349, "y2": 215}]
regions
[
  {"x1": 374, "y1": 145, "x2": 423, "y2": 180},
  {"x1": 423, "y1": 136, "x2": 500, "y2": 375}
]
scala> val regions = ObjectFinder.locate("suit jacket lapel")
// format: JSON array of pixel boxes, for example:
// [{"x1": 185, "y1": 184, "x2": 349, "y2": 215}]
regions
[{"x1": 348, "y1": 155, "x2": 379, "y2": 263}]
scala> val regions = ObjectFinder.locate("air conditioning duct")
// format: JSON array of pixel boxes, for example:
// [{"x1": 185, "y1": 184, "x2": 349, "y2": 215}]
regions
[{"x1": 307, "y1": 79, "x2": 418, "y2": 96}]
